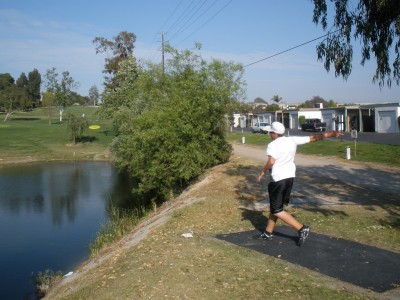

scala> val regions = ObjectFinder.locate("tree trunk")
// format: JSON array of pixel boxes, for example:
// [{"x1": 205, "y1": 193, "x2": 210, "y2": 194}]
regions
[
  {"x1": 59, "y1": 109, "x2": 64, "y2": 122},
  {"x1": 3, "y1": 112, "x2": 12, "y2": 122}
]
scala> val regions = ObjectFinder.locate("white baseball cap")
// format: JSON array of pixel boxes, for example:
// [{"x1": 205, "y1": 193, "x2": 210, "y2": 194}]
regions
[{"x1": 270, "y1": 122, "x2": 285, "y2": 134}]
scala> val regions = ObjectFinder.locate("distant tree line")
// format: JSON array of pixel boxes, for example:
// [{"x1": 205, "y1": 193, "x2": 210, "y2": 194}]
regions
[
  {"x1": 0, "y1": 70, "x2": 41, "y2": 121},
  {"x1": 297, "y1": 96, "x2": 337, "y2": 108},
  {"x1": 0, "y1": 69, "x2": 100, "y2": 122}
]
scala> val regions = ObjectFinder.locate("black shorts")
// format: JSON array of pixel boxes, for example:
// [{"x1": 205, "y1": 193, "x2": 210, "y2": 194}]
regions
[{"x1": 268, "y1": 178, "x2": 294, "y2": 214}]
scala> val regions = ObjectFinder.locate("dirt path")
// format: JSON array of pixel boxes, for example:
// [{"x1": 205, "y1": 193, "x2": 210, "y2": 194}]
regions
[{"x1": 233, "y1": 143, "x2": 400, "y2": 196}]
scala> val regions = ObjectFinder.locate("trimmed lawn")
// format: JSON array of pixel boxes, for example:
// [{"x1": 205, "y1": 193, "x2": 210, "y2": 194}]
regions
[{"x1": 0, "y1": 106, "x2": 113, "y2": 163}]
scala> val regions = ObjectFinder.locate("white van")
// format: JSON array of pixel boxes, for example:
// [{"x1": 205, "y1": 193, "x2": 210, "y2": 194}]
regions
[{"x1": 251, "y1": 122, "x2": 271, "y2": 134}]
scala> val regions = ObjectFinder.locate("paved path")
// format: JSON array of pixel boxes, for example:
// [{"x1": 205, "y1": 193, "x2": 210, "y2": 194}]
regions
[{"x1": 217, "y1": 226, "x2": 400, "y2": 294}]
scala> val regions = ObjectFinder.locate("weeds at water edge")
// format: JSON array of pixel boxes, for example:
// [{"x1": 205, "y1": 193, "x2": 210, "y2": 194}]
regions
[
  {"x1": 89, "y1": 204, "x2": 149, "y2": 256},
  {"x1": 31, "y1": 269, "x2": 63, "y2": 299}
]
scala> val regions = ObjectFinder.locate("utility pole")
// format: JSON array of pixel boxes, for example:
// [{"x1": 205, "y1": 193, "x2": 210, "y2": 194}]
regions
[{"x1": 162, "y1": 31, "x2": 165, "y2": 73}]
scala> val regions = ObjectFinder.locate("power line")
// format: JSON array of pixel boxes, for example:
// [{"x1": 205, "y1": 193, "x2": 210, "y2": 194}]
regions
[
  {"x1": 168, "y1": 0, "x2": 218, "y2": 43},
  {"x1": 243, "y1": 29, "x2": 340, "y2": 68},
  {"x1": 174, "y1": 0, "x2": 232, "y2": 46},
  {"x1": 148, "y1": 1, "x2": 185, "y2": 63},
  {"x1": 165, "y1": 0, "x2": 197, "y2": 36},
  {"x1": 154, "y1": 1, "x2": 335, "y2": 71},
  {"x1": 158, "y1": 0, "x2": 184, "y2": 32},
  {"x1": 168, "y1": 0, "x2": 208, "y2": 41}
]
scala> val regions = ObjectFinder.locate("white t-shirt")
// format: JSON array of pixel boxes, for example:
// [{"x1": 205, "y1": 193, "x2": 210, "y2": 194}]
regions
[{"x1": 266, "y1": 136, "x2": 310, "y2": 182}]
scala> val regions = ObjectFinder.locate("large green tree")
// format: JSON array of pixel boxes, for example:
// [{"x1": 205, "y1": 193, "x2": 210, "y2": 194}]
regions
[
  {"x1": 0, "y1": 73, "x2": 30, "y2": 121},
  {"x1": 44, "y1": 67, "x2": 79, "y2": 122},
  {"x1": 27, "y1": 69, "x2": 42, "y2": 108},
  {"x1": 101, "y1": 44, "x2": 245, "y2": 204},
  {"x1": 0, "y1": 73, "x2": 14, "y2": 90},
  {"x1": 16, "y1": 73, "x2": 29, "y2": 108},
  {"x1": 16, "y1": 73, "x2": 28, "y2": 90},
  {"x1": 311, "y1": 0, "x2": 400, "y2": 87},
  {"x1": 0, "y1": 85, "x2": 30, "y2": 121}
]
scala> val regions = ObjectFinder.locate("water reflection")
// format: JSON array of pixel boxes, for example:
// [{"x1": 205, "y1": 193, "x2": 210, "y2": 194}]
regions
[{"x1": 0, "y1": 162, "x2": 133, "y2": 299}]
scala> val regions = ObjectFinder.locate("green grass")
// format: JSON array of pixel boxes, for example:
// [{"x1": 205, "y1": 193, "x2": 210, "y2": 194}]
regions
[
  {"x1": 0, "y1": 106, "x2": 113, "y2": 162},
  {"x1": 226, "y1": 131, "x2": 272, "y2": 147},
  {"x1": 226, "y1": 132, "x2": 400, "y2": 168}
]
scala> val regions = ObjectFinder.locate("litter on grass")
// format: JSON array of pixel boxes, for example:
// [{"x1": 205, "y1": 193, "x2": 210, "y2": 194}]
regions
[
  {"x1": 63, "y1": 271, "x2": 73, "y2": 278},
  {"x1": 181, "y1": 233, "x2": 193, "y2": 238}
]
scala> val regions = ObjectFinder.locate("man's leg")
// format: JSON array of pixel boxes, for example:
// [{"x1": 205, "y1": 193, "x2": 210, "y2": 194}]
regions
[
  {"x1": 265, "y1": 213, "x2": 278, "y2": 234},
  {"x1": 273, "y1": 211, "x2": 302, "y2": 231},
  {"x1": 257, "y1": 213, "x2": 278, "y2": 240},
  {"x1": 275, "y1": 211, "x2": 310, "y2": 246},
  {"x1": 267, "y1": 179, "x2": 297, "y2": 232}
]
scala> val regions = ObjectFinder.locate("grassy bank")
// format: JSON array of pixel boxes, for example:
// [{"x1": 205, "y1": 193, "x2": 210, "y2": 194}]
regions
[
  {"x1": 88, "y1": 205, "x2": 150, "y2": 256},
  {"x1": 226, "y1": 132, "x2": 400, "y2": 168},
  {"x1": 46, "y1": 155, "x2": 400, "y2": 299},
  {"x1": 0, "y1": 106, "x2": 113, "y2": 163}
]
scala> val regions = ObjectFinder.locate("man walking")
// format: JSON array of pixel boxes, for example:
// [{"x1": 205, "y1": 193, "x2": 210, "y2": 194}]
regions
[{"x1": 257, "y1": 122, "x2": 343, "y2": 246}]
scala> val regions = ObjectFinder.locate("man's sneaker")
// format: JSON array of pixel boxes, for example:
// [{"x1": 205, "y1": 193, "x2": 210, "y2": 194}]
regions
[
  {"x1": 259, "y1": 231, "x2": 273, "y2": 240},
  {"x1": 297, "y1": 225, "x2": 310, "y2": 246}
]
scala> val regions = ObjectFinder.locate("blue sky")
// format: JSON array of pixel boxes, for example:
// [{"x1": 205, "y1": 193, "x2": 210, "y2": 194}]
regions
[{"x1": 1, "y1": 0, "x2": 399, "y2": 104}]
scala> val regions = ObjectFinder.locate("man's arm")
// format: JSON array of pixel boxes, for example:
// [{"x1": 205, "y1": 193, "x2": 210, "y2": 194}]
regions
[
  {"x1": 258, "y1": 155, "x2": 275, "y2": 181},
  {"x1": 310, "y1": 131, "x2": 343, "y2": 142}
]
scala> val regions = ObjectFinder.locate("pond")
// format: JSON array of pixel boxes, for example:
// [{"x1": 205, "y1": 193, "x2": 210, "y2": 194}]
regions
[{"x1": 0, "y1": 162, "x2": 133, "y2": 299}]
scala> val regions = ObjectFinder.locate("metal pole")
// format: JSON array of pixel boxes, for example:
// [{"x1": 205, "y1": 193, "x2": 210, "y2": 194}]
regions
[{"x1": 354, "y1": 139, "x2": 357, "y2": 158}]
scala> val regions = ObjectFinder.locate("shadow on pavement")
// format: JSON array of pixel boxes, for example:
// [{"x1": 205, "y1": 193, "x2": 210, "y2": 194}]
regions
[
  {"x1": 227, "y1": 163, "x2": 400, "y2": 229},
  {"x1": 215, "y1": 225, "x2": 400, "y2": 293}
]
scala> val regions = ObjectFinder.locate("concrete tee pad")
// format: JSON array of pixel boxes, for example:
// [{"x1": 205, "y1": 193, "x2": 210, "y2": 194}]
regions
[{"x1": 215, "y1": 226, "x2": 400, "y2": 293}]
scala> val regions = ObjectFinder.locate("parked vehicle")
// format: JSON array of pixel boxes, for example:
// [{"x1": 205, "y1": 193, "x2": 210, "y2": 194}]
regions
[
  {"x1": 301, "y1": 118, "x2": 327, "y2": 131},
  {"x1": 251, "y1": 122, "x2": 271, "y2": 134}
]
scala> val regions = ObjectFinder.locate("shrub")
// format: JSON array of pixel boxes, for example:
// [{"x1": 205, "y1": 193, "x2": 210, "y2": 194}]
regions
[
  {"x1": 299, "y1": 115, "x2": 306, "y2": 125},
  {"x1": 102, "y1": 45, "x2": 245, "y2": 205},
  {"x1": 66, "y1": 112, "x2": 89, "y2": 144}
]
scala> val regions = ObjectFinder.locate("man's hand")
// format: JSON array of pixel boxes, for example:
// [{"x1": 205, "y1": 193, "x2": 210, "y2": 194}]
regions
[
  {"x1": 311, "y1": 131, "x2": 344, "y2": 142},
  {"x1": 258, "y1": 170, "x2": 265, "y2": 182},
  {"x1": 332, "y1": 131, "x2": 344, "y2": 138},
  {"x1": 258, "y1": 156, "x2": 275, "y2": 181}
]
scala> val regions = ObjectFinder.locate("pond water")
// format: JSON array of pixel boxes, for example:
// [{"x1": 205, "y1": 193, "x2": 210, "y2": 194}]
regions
[{"x1": 0, "y1": 162, "x2": 133, "y2": 299}]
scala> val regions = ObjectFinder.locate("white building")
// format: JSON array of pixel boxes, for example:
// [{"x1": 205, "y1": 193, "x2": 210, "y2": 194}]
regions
[
  {"x1": 236, "y1": 102, "x2": 400, "y2": 133},
  {"x1": 295, "y1": 108, "x2": 323, "y2": 130},
  {"x1": 321, "y1": 103, "x2": 400, "y2": 133},
  {"x1": 251, "y1": 113, "x2": 273, "y2": 125},
  {"x1": 373, "y1": 103, "x2": 400, "y2": 133}
]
